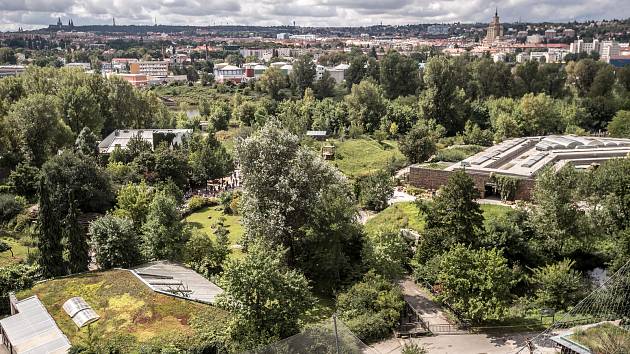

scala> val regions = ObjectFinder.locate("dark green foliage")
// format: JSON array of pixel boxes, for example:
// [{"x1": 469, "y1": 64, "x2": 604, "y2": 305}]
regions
[
  {"x1": 7, "y1": 163, "x2": 40, "y2": 198},
  {"x1": 290, "y1": 54, "x2": 317, "y2": 97},
  {"x1": 37, "y1": 152, "x2": 113, "y2": 277},
  {"x1": 419, "y1": 170, "x2": 484, "y2": 249},
  {"x1": 0, "y1": 264, "x2": 38, "y2": 314},
  {"x1": 188, "y1": 133, "x2": 233, "y2": 187},
  {"x1": 65, "y1": 197, "x2": 88, "y2": 273},
  {"x1": 355, "y1": 170, "x2": 394, "y2": 212},
  {"x1": 217, "y1": 243, "x2": 313, "y2": 351},
  {"x1": 379, "y1": 50, "x2": 419, "y2": 99},
  {"x1": 89, "y1": 214, "x2": 142, "y2": 269},
  {"x1": 336, "y1": 271, "x2": 405, "y2": 342},
  {"x1": 399, "y1": 120, "x2": 442, "y2": 164},
  {"x1": 436, "y1": 245, "x2": 514, "y2": 323},
  {"x1": 0, "y1": 193, "x2": 26, "y2": 224}
]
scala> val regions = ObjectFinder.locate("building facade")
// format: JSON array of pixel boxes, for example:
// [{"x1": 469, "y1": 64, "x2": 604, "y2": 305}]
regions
[
  {"x1": 129, "y1": 61, "x2": 169, "y2": 78},
  {"x1": 485, "y1": 9, "x2": 503, "y2": 42}
]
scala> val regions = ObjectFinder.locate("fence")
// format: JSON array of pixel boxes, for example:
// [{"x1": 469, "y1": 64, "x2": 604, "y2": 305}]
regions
[{"x1": 244, "y1": 316, "x2": 379, "y2": 354}]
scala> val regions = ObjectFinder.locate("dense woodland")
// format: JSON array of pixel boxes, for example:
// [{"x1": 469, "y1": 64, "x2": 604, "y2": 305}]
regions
[{"x1": 0, "y1": 48, "x2": 629, "y2": 352}]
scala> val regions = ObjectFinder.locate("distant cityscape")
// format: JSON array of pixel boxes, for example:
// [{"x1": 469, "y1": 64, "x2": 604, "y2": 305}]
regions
[{"x1": 0, "y1": 13, "x2": 629, "y2": 87}]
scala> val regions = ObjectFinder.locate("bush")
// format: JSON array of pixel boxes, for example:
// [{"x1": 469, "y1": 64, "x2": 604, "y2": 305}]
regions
[
  {"x1": 219, "y1": 190, "x2": 241, "y2": 215},
  {"x1": 0, "y1": 194, "x2": 26, "y2": 224},
  {"x1": 402, "y1": 343, "x2": 427, "y2": 354},
  {"x1": 0, "y1": 264, "x2": 38, "y2": 314},
  {"x1": 405, "y1": 186, "x2": 425, "y2": 197},
  {"x1": 356, "y1": 170, "x2": 394, "y2": 212},
  {"x1": 0, "y1": 240, "x2": 11, "y2": 254},
  {"x1": 336, "y1": 271, "x2": 405, "y2": 343},
  {"x1": 187, "y1": 196, "x2": 218, "y2": 213}
]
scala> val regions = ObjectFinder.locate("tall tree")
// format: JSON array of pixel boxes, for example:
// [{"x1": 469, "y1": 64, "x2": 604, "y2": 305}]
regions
[
  {"x1": 416, "y1": 171, "x2": 484, "y2": 262},
  {"x1": 399, "y1": 119, "x2": 443, "y2": 164},
  {"x1": 188, "y1": 133, "x2": 233, "y2": 187},
  {"x1": 257, "y1": 67, "x2": 287, "y2": 100},
  {"x1": 436, "y1": 245, "x2": 514, "y2": 323},
  {"x1": 37, "y1": 152, "x2": 113, "y2": 277},
  {"x1": 6, "y1": 94, "x2": 72, "y2": 166},
  {"x1": 379, "y1": 50, "x2": 419, "y2": 99},
  {"x1": 237, "y1": 120, "x2": 362, "y2": 290},
  {"x1": 345, "y1": 79, "x2": 387, "y2": 132},
  {"x1": 289, "y1": 54, "x2": 317, "y2": 97},
  {"x1": 217, "y1": 242, "x2": 313, "y2": 351},
  {"x1": 141, "y1": 191, "x2": 188, "y2": 260},
  {"x1": 418, "y1": 57, "x2": 467, "y2": 134}
]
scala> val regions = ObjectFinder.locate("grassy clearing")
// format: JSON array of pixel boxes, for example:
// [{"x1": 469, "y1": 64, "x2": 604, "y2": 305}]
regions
[
  {"x1": 215, "y1": 126, "x2": 242, "y2": 154},
  {"x1": 327, "y1": 138, "x2": 405, "y2": 179},
  {"x1": 364, "y1": 202, "x2": 513, "y2": 236},
  {"x1": 480, "y1": 204, "x2": 513, "y2": 227},
  {"x1": 364, "y1": 202, "x2": 425, "y2": 235},
  {"x1": 16, "y1": 269, "x2": 229, "y2": 344},
  {"x1": 185, "y1": 205, "x2": 244, "y2": 259},
  {"x1": 0, "y1": 236, "x2": 31, "y2": 267}
]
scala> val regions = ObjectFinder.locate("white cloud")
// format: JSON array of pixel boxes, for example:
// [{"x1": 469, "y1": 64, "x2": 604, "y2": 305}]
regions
[{"x1": 0, "y1": 0, "x2": 627, "y2": 31}]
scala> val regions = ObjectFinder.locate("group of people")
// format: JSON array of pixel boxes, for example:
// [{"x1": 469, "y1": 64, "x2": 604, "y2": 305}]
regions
[{"x1": 185, "y1": 170, "x2": 241, "y2": 199}]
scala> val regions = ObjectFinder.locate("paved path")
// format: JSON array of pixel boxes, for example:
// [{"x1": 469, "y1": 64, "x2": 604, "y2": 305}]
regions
[
  {"x1": 372, "y1": 331, "x2": 536, "y2": 354},
  {"x1": 370, "y1": 279, "x2": 535, "y2": 354},
  {"x1": 399, "y1": 277, "x2": 452, "y2": 328}
]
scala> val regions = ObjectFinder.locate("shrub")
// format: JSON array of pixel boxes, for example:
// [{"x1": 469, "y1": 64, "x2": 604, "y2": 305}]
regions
[
  {"x1": 402, "y1": 343, "x2": 428, "y2": 354},
  {"x1": 405, "y1": 186, "x2": 425, "y2": 196},
  {"x1": 0, "y1": 194, "x2": 26, "y2": 224},
  {"x1": 187, "y1": 195, "x2": 217, "y2": 213},
  {"x1": 0, "y1": 240, "x2": 11, "y2": 254},
  {"x1": 336, "y1": 271, "x2": 405, "y2": 342},
  {"x1": 356, "y1": 170, "x2": 394, "y2": 212},
  {"x1": 0, "y1": 264, "x2": 38, "y2": 314}
]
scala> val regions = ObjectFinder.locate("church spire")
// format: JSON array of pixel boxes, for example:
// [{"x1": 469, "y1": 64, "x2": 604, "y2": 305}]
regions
[{"x1": 495, "y1": 7, "x2": 498, "y2": 17}]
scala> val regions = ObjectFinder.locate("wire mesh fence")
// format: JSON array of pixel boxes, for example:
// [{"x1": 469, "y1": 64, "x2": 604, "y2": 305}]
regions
[
  {"x1": 244, "y1": 316, "x2": 379, "y2": 354},
  {"x1": 514, "y1": 260, "x2": 630, "y2": 353}
]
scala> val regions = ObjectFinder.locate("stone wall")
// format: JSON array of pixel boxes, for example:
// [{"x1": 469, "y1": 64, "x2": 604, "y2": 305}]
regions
[{"x1": 408, "y1": 166, "x2": 535, "y2": 201}]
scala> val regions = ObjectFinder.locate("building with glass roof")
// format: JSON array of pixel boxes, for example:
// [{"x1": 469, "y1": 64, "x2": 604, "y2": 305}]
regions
[{"x1": 0, "y1": 295, "x2": 71, "y2": 354}]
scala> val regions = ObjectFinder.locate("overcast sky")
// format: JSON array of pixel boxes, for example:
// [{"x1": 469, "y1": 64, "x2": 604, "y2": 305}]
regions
[{"x1": 0, "y1": 0, "x2": 628, "y2": 31}]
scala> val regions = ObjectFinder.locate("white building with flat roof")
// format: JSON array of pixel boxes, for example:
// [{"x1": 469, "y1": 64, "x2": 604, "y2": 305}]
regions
[
  {"x1": 98, "y1": 129, "x2": 192, "y2": 154},
  {"x1": 0, "y1": 295, "x2": 71, "y2": 354}
]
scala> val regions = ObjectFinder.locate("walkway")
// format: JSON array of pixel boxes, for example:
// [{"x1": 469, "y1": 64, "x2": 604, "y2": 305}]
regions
[
  {"x1": 370, "y1": 279, "x2": 533, "y2": 354},
  {"x1": 399, "y1": 277, "x2": 453, "y2": 329}
]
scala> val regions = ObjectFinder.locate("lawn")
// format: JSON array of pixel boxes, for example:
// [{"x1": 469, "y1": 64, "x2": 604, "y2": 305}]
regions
[
  {"x1": 16, "y1": 269, "x2": 229, "y2": 346},
  {"x1": 327, "y1": 138, "x2": 405, "y2": 179},
  {"x1": 185, "y1": 205, "x2": 244, "y2": 259},
  {"x1": 364, "y1": 202, "x2": 513, "y2": 235},
  {"x1": 0, "y1": 236, "x2": 31, "y2": 267}
]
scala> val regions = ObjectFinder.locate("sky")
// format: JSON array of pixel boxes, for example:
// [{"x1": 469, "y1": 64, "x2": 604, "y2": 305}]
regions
[{"x1": 0, "y1": 0, "x2": 628, "y2": 31}]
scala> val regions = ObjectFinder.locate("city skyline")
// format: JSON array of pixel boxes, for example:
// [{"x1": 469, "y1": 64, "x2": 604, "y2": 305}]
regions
[{"x1": 0, "y1": 0, "x2": 629, "y2": 32}]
